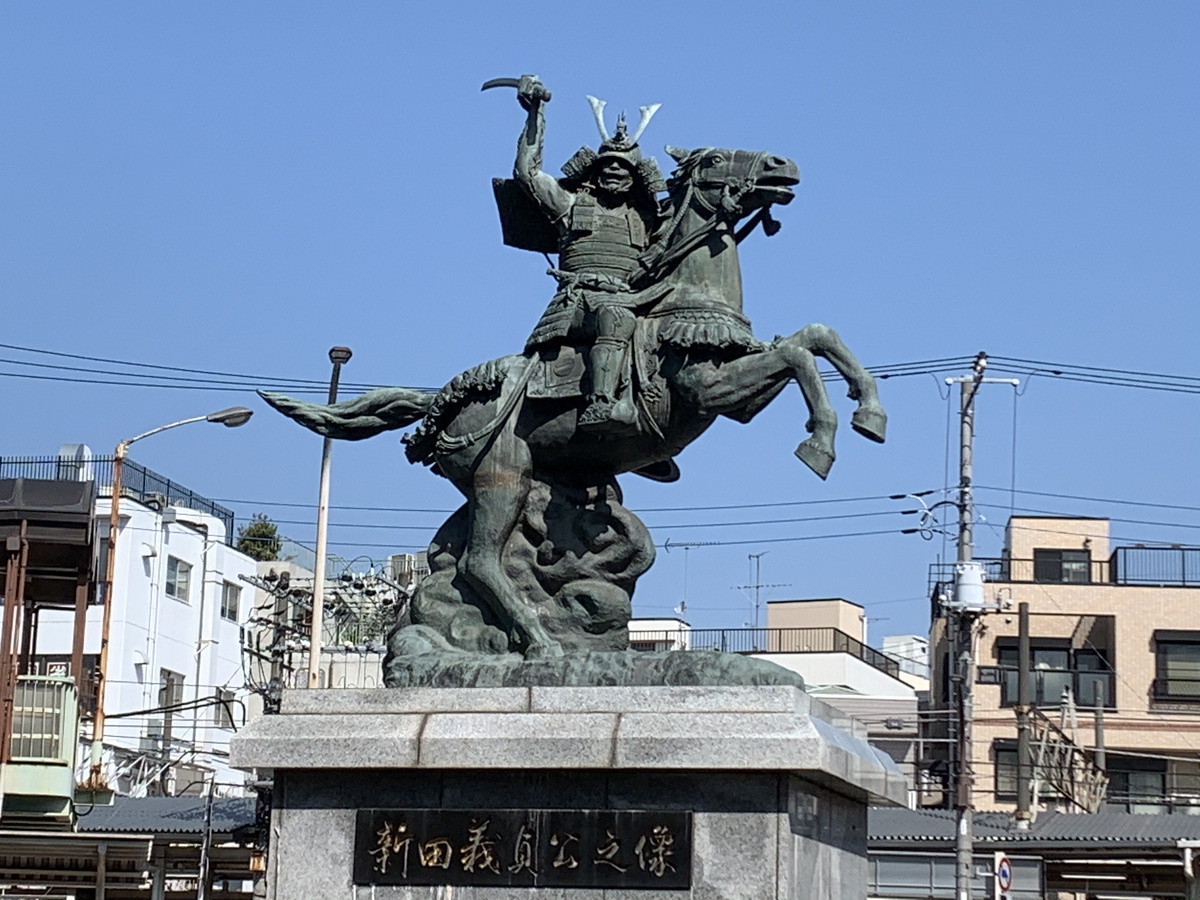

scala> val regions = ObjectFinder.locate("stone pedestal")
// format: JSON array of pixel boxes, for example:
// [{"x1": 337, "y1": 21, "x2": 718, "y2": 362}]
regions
[{"x1": 231, "y1": 685, "x2": 905, "y2": 899}]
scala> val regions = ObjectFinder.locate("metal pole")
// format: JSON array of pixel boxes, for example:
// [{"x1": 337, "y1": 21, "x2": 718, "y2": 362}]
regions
[
  {"x1": 267, "y1": 575, "x2": 289, "y2": 712},
  {"x1": 96, "y1": 840, "x2": 108, "y2": 900},
  {"x1": 957, "y1": 371, "x2": 978, "y2": 565},
  {"x1": 954, "y1": 625, "x2": 974, "y2": 900},
  {"x1": 1094, "y1": 681, "x2": 1106, "y2": 773},
  {"x1": 83, "y1": 408, "x2": 252, "y2": 789},
  {"x1": 749, "y1": 552, "x2": 766, "y2": 630},
  {"x1": 1015, "y1": 601, "x2": 1032, "y2": 829},
  {"x1": 954, "y1": 352, "x2": 985, "y2": 900},
  {"x1": 307, "y1": 347, "x2": 351, "y2": 689},
  {"x1": 198, "y1": 776, "x2": 215, "y2": 900},
  {"x1": 0, "y1": 523, "x2": 29, "y2": 765},
  {"x1": 87, "y1": 446, "x2": 126, "y2": 786}
]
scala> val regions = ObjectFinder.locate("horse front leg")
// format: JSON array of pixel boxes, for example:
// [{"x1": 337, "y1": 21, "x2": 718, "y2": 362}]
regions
[
  {"x1": 795, "y1": 323, "x2": 887, "y2": 443},
  {"x1": 446, "y1": 425, "x2": 564, "y2": 660},
  {"x1": 676, "y1": 343, "x2": 840, "y2": 480}
]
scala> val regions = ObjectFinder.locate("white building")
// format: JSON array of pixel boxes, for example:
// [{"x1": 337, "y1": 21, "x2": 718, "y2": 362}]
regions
[{"x1": 2, "y1": 446, "x2": 257, "y2": 798}]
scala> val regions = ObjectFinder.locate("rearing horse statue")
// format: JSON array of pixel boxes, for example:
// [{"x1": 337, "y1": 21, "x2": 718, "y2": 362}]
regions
[{"x1": 263, "y1": 144, "x2": 885, "y2": 673}]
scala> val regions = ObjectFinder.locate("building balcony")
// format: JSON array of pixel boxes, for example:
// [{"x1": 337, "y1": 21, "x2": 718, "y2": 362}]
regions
[
  {"x1": 627, "y1": 626, "x2": 902, "y2": 680},
  {"x1": 0, "y1": 454, "x2": 235, "y2": 544},
  {"x1": 980, "y1": 665, "x2": 1117, "y2": 710},
  {"x1": 928, "y1": 545, "x2": 1200, "y2": 594}
]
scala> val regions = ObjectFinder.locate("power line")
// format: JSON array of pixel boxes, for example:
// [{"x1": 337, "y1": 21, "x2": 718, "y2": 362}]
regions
[
  {"x1": 212, "y1": 490, "x2": 922, "y2": 516},
  {"x1": 976, "y1": 484, "x2": 1200, "y2": 514},
  {"x1": 975, "y1": 503, "x2": 1200, "y2": 534},
  {"x1": 0, "y1": 340, "x2": 971, "y2": 396},
  {"x1": 256, "y1": 508, "x2": 904, "y2": 533},
  {"x1": 988, "y1": 355, "x2": 1200, "y2": 385},
  {"x1": 4, "y1": 341, "x2": 1198, "y2": 400},
  {"x1": 229, "y1": 526, "x2": 910, "y2": 552}
]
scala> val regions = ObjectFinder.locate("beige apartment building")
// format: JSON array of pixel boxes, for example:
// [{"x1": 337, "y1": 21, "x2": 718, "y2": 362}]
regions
[{"x1": 929, "y1": 516, "x2": 1200, "y2": 814}]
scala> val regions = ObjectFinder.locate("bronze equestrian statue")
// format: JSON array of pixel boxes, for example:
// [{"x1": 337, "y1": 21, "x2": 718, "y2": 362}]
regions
[{"x1": 263, "y1": 76, "x2": 886, "y2": 686}]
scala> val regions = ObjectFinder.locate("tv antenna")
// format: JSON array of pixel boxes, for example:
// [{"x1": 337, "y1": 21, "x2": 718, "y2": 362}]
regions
[
  {"x1": 663, "y1": 538, "x2": 719, "y2": 616},
  {"x1": 732, "y1": 551, "x2": 790, "y2": 631}
]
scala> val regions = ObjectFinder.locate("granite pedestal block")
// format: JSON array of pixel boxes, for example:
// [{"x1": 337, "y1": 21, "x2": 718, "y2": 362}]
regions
[{"x1": 231, "y1": 686, "x2": 905, "y2": 899}]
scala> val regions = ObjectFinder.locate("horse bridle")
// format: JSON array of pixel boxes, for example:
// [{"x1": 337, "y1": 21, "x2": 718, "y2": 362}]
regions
[{"x1": 633, "y1": 150, "x2": 776, "y2": 288}]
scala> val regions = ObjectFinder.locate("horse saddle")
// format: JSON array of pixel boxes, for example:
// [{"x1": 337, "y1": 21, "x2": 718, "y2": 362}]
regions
[{"x1": 523, "y1": 343, "x2": 681, "y2": 484}]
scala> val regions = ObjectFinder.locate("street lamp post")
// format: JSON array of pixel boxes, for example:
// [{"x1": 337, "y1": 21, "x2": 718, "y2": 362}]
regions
[
  {"x1": 84, "y1": 406, "x2": 253, "y2": 789},
  {"x1": 307, "y1": 347, "x2": 352, "y2": 689}
]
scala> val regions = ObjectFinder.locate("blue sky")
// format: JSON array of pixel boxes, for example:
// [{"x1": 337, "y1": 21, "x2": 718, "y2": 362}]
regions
[{"x1": 2, "y1": 3, "x2": 1197, "y2": 641}]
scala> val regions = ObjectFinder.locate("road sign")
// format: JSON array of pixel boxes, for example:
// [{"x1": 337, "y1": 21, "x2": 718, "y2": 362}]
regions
[{"x1": 995, "y1": 854, "x2": 1013, "y2": 893}]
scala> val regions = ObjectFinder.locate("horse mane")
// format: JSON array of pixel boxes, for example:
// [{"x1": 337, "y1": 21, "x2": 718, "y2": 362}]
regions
[{"x1": 664, "y1": 148, "x2": 708, "y2": 196}]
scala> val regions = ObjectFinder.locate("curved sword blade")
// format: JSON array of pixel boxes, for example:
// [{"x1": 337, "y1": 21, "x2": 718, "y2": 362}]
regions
[{"x1": 481, "y1": 77, "x2": 521, "y2": 92}]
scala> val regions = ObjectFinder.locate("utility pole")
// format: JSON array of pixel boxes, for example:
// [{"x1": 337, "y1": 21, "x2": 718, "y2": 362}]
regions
[
  {"x1": 308, "y1": 346, "x2": 352, "y2": 690},
  {"x1": 943, "y1": 352, "x2": 1019, "y2": 900},
  {"x1": 1015, "y1": 601, "x2": 1032, "y2": 830}
]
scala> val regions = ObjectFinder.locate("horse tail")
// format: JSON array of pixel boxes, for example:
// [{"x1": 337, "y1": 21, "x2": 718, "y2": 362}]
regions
[{"x1": 258, "y1": 387, "x2": 434, "y2": 441}]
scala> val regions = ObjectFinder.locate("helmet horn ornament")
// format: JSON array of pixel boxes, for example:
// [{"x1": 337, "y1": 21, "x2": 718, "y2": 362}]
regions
[
  {"x1": 586, "y1": 96, "x2": 610, "y2": 142},
  {"x1": 630, "y1": 104, "x2": 662, "y2": 144}
]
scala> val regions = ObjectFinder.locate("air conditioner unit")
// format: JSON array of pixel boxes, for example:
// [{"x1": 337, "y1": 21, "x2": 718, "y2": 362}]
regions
[{"x1": 0, "y1": 676, "x2": 79, "y2": 826}]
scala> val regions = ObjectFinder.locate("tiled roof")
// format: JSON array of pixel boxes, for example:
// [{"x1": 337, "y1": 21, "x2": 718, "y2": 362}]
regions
[
  {"x1": 76, "y1": 796, "x2": 255, "y2": 836},
  {"x1": 870, "y1": 807, "x2": 1015, "y2": 840},
  {"x1": 870, "y1": 807, "x2": 1200, "y2": 846}
]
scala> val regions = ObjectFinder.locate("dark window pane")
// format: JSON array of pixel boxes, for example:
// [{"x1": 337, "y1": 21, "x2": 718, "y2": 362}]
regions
[
  {"x1": 1033, "y1": 648, "x2": 1069, "y2": 670},
  {"x1": 1158, "y1": 642, "x2": 1200, "y2": 698},
  {"x1": 994, "y1": 745, "x2": 1017, "y2": 796},
  {"x1": 1033, "y1": 549, "x2": 1061, "y2": 583}
]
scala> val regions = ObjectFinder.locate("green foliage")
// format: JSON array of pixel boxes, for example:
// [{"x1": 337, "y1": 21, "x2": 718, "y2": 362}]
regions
[{"x1": 237, "y1": 513, "x2": 282, "y2": 561}]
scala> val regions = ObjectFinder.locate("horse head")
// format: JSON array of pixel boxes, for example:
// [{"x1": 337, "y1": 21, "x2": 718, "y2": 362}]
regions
[{"x1": 665, "y1": 146, "x2": 799, "y2": 222}]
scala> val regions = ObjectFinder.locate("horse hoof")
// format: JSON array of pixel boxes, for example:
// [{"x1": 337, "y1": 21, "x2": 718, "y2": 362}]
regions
[
  {"x1": 795, "y1": 439, "x2": 834, "y2": 480},
  {"x1": 851, "y1": 406, "x2": 887, "y2": 443}
]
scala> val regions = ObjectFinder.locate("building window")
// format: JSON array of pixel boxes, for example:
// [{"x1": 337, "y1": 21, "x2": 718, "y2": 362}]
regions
[
  {"x1": 994, "y1": 739, "x2": 1063, "y2": 802},
  {"x1": 213, "y1": 689, "x2": 236, "y2": 729},
  {"x1": 158, "y1": 669, "x2": 185, "y2": 746},
  {"x1": 1154, "y1": 631, "x2": 1200, "y2": 701},
  {"x1": 165, "y1": 556, "x2": 192, "y2": 602},
  {"x1": 1033, "y1": 548, "x2": 1091, "y2": 584},
  {"x1": 996, "y1": 640, "x2": 1115, "y2": 709},
  {"x1": 994, "y1": 742, "x2": 1018, "y2": 798},
  {"x1": 93, "y1": 537, "x2": 110, "y2": 605},
  {"x1": 220, "y1": 581, "x2": 241, "y2": 621},
  {"x1": 1105, "y1": 755, "x2": 1168, "y2": 813}
]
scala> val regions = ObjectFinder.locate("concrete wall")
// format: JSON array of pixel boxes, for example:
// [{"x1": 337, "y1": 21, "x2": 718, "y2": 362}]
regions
[
  {"x1": 269, "y1": 770, "x2": 868, "y2": 900},
  {"x1": 767, "y1": 599, "x2": 865, "y2": 641},
  {"x1": 754, "y1": 652, "x2": 913, "y2": 698},
  {"x1": 1005, "y1": 515, "x2": 1110, "y2": 560}
]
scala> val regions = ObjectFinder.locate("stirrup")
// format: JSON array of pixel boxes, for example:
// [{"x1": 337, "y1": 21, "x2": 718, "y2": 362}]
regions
[{"x1": 579, "y1": 398, "x2": 614, "y2": 428}]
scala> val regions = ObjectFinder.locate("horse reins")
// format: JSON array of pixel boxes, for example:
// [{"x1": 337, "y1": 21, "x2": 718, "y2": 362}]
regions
[{"x1": 633, "y1": 150, "x2": 777, "y2": 289}]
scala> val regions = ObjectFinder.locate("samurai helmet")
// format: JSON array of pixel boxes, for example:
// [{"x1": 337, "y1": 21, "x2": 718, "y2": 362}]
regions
[
  {"x1": 588, "y1": 96, "x2": 661, "y2": 168},
  {"x1": 560, "y1": 96, "x2": 666, "y2": 198}
]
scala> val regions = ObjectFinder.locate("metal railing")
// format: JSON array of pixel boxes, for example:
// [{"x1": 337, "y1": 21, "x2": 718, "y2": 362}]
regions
[
  {"x1": 928, "y1": 546, "x2": 1200, "y2": 593},
  {"x1": 997, "y1": 668, "x2": 1117, "y2": 710},
  {"x1": 0, "y1": 455, "x2": 235, "y2": 544},
  {"x1": 626, "y1": 626, "x2": 902, "y2": 679},
  {"x1": 1112, "y1": 546, "x2": 1200, "y2": 586},
  {"x1": 1104, "y1": 791, "x2": 1200, "y2": 815}
]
